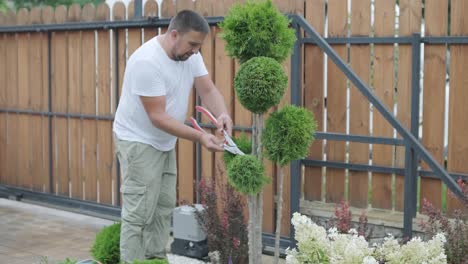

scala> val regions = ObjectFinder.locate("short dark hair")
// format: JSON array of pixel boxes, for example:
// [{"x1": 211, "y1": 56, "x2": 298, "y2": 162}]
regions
[{"x1": 168, "y1": 10, "x2": 210, "y2": 34}]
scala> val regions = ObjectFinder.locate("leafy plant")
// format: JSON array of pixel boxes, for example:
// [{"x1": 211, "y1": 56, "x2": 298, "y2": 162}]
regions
[
  {"x1": 91, "y1": 222, "x2": 121, "y2": 264},
  {"x1": 195, "y1": 164, "x2": 249, "y2": 264},
  {"x1": 227, "y1": 154, "x2": 270, "y2": 195},
  {"x1": 419, "y1": 179, "x2": 468, "y2": 264},
  {"x1": 263, "y1": 105, "x2": 317, "y2": 166},
  {"x1": 326, "y1": 200, "x2": 371, "y2": 240},
  {"x1": 223, "y1": 133, "x2": 252, "y2": 166},
  {"x1": 234, "y1": 56, "x2": 288, "y2": 114},
  {"x1": 220, "y1": 0, "x2": 296, "y2": 63}
]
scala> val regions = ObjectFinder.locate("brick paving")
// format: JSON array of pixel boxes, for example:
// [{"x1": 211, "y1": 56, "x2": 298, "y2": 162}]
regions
[
  {"x1": 0, "y1": 198, "x2": 283, "y2": 264},
  {"x1": 0, "y1": 198, "x2": 115, "y2": 264}
]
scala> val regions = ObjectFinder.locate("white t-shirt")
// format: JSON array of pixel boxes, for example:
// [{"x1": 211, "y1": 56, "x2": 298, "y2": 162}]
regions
[{"x1": 113, "y1": 36, "x2": 208, "y2": 151}]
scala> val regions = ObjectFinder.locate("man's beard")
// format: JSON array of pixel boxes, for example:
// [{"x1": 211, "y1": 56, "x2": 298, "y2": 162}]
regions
[{"x1": 174, "y1": 52, "x2": 192, "y2": 61}]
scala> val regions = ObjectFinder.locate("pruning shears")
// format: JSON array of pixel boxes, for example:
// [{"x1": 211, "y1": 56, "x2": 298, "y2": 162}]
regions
[{"x1": 190, "y1": 106, "x2": 245, "y2": 156}]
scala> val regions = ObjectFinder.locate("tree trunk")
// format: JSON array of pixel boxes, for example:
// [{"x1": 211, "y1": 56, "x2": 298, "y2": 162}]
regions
[
  {"x1": 248, "y1": 194, "x2": 256, "y2": 264},
  {"x1": 255, "y1": 114, "x2": 264, "y2": 263},
  {"x1": 274, "y1": 166, "x2": 285, "y2": 263}
]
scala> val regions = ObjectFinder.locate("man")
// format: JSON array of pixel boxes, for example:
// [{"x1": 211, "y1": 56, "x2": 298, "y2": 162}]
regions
[{"x1": 113, "y1": 10, "x2": 232, "y2": 263}]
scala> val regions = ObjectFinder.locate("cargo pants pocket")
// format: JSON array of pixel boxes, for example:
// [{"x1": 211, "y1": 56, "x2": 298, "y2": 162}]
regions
[{"x1": 120, "y1": 185, "x2": 147, "y2": 225}]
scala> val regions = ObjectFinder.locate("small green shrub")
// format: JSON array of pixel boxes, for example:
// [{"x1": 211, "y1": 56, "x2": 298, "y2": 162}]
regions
[
  {"x1": 220, "y1": 0, "x2": 296, "y2": 63},
  {"x1": 227, "y1": 154, "x2": 270, "y2": 195},
  {"x1": 234, "y1": 57, "x2": 288, "y2": 114},
  {"x1": 56, "y1": 258, "x2": 76, "y2": 264},
  {"x1": 91, "y1": 222, "x2": 121, "y2": 264},
  {"x1": 223, "y1": 133, "x2": 252, "y2": 166},
  {"x1": 132, "y1": 259, "x2": 169, "y2": 264},
  {"x1": 263, "y1": 105, "x2": 317, "y2": 166}
]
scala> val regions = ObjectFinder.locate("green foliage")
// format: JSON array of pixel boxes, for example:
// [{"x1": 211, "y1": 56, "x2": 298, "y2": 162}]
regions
[
  {"x1": 132, "y1": 259, "x2": 169, "y2": 264},
  {"x1": 223, "y1": 133, "x2": 252, "y2": 166},
  {"x1": 227, "y1": 154, "x2": 270, "y2": 195},
  {"x1": 263, "y1": 105, "x2": 317, "y2": 166},
  {"x1": 91, "y1": 222, "x2": 121, "y2": 264},
  {"x1": 234, "y1": 56, "x2": 288, "y2": 114},
  {"x1": 220, "y1": 0, "x2": 296, "y2": 63}
]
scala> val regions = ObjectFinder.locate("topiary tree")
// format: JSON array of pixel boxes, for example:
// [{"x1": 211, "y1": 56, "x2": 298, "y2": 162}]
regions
[
  {"x1": 220, "y1": 0, "x2": 296, "y2": 63},
  {"x1": 227, "y1": 154, "x2": 270, "y2": 195},
  {"x1": 221, "y1": 1, "x2": 296, "y2": 263},
  {"x1": 223, "y1": 133, "x2": 252, "y2": 166},
  {"x1": 234, "y1": 56, "x2": 288, "y2": 114},
  {"x1": 91, "y1": 222, "x2": 120, "y2": 264},
  {"x1": 263, "y1": 105, "x2": 317, "y2": 263}
]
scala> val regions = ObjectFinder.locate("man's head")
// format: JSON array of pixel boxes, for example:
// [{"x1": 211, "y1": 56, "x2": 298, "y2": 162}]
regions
[{"x1": 166, "y1": 10, "x2": 210, "y2": 61}]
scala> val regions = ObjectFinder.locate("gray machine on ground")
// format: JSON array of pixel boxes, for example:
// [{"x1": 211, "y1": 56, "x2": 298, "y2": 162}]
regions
[{"x1": 171, "y1": 204, "x2": 209, "y2": 259}]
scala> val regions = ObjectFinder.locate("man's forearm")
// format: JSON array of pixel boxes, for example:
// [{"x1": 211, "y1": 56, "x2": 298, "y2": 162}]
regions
[
  {"x1": 201, "y1": 88, "x2": 229, "y2": 117},
  {"x1": 149, "y1": 112, "x2": 203, "y2": 142}
]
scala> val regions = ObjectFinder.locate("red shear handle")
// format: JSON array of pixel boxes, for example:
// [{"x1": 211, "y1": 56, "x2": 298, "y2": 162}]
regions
[
  {"x1": 195, "y1": 106, "x2": 219, "y2": 126},
  {"x1": 190, "y1": 117, "x2": 205, "y2": 132}
]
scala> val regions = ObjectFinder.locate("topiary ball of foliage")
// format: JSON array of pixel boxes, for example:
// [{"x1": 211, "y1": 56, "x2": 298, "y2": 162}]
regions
[
  {"x1": 227, "y1": 154, "x2": 270, "y2": 195},
  {"x1": 234, "y1": 56, "x2": 288, "y2": 114},
  {"x1": 220, "y1": 0, "x2": 296, "y2": 63},
  {"x1": 91, "y1": 222, "x2": 121, "y2": 264},
  {"x1": 263, "y1": 105, "x2": 317, "y2": 166},
  {"x1": 223, "y1": 133, "x2": 252, "y2": 166}
]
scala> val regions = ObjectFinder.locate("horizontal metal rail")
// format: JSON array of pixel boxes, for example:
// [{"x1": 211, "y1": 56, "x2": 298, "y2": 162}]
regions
[
  {"x1": 302, "y1": 159, "x2": 468, "y2": 181},
  {"x1": 0, "y1": 16, "x2": 224, "y2": 33},
  {"x1": 302, "y1": 36, "x2": 468, "y2": 45},
  {"x1": 315, "y1": 132, "x2": 405, "y2": 145},
  {"x1": 291, "y1": 14, "x2": 463, "y2": 198}
]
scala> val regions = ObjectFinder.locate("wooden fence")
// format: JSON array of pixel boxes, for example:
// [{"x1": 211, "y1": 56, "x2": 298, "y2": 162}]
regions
[{"x1": 1, "y1": 0, "x2": 467, "y2": 237}]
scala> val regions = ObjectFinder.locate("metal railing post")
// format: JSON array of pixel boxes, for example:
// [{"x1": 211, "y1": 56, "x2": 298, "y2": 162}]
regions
[
  {"x1": 134, "y1": 0, "x2": 143, "y2": 19},
  {"x1": 289, "y1": 20, "x2": 302, "y2": 248},
  {"x1": 47, "y1": 31, "x2": 54, "y2": 194},
  {"x1": 403, "y1": 33, "x2": 422, "y2": 238}
]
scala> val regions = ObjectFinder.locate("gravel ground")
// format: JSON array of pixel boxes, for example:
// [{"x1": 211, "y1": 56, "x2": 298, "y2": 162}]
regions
[{"x1": 167, "y1": 254, "x2": 208, "y2": 264}]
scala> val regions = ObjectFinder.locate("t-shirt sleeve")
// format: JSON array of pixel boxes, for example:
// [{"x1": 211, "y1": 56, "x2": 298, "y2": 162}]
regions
[
  {"x1": 130, "y1": 60, "x2": 166, "y2": 97},
  {"x1": 191, "y1": 53, "x2": 208, "y2": 78}
]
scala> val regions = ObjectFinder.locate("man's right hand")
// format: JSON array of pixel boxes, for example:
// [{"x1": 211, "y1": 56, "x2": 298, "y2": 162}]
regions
[{"x1": 199, "y1": 133, "x2": 224, "y2": 152}]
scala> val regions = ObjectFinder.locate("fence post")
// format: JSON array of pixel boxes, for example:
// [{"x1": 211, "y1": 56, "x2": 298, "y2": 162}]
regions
[
  {"x1": 403, "y1": 33, "x2": 421, "y2": 238},
  {"x1": 289, "y1": 19, "x2": 302, "y2": 247}
]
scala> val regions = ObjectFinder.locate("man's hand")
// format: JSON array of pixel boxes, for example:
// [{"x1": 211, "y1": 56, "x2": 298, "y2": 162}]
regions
[
  {"x1": 199, "y1": 133, "x2": 224, "y2": 152},
  {"x1": 216, "y1": 113, "x2": 233, "y2": 136}
]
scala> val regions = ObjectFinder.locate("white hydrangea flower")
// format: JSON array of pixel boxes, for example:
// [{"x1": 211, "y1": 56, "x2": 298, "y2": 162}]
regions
[{"x1": 362, "y1": 256, "x2": 379, "y2": 264}]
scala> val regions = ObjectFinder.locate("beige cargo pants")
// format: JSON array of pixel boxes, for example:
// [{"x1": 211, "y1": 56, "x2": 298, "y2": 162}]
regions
[{"x1": 115, "y1": 136, "x2": 177, "y2": 263}]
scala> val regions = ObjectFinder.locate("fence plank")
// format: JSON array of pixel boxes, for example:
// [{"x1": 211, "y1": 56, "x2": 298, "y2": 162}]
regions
[
  {"x1": 0, "y1": 13, "x2": 6, "y2": 185},
  {"x1": 68, "y1": 3, "x2": 83, "y2": 199},
  {"x1": 395, "y1": 0, "x2": 421, "y2": 211},
  {"x1": 303, "y1": 0, "x2": 325, "y2": 202},
  {"x1": 17, "y1": 9, "x2": 31, "y2": 189},
  {"x1": 325, "y1": 0, "x2": 347, "y2": 204},
  {"x1": 81, "y1": 4, "x2": 98, "y2": 202},
  {"x1": 29, "y1": 7, "x2": 46, "y2": 191},
  {"x1": 5, "y1": 11, "x2": 18, "y2": 187},
  {"x1": 371, "y1": 0, "x2": 395, "y2": 210},
  {"x1": 161, "y1": 0, "x2": 176, "y2": 18},
  {"x1": 96, "y1": 3, "x2": 113, "y2": 205},
  {"x1": 420, "y1": 0, "x2": 448, "y2": 211},
  {"x1": 143, "y1": 0, "x2": 158, "y2": 43},
  {"x1": 447, "y1": 0, "x2": 468, "y2": 215},
  {"x1": 51, "y1": 6, "x2": 69, "y2": 196},
  {"x1": 128, "y1": 1, "x2": 142, "y2": 57},
  {"x1": 348, "y1": 0, "x2": 371, "y2": 208},
  {"x1": 113, "y1": 2, "x2": 126, "y2": 98}
]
